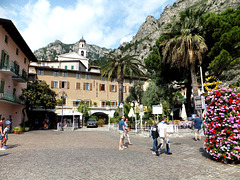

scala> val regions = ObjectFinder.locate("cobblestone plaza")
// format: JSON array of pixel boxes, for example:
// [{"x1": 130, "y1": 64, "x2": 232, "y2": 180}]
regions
[{"x1": 0, "y1": 129, "x2": 239, "y2": 180}]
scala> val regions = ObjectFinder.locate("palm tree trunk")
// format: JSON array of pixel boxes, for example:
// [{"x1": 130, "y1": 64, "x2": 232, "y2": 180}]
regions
[
  {"x1": 118, "y1": 80, "x2": 123, "y2": 105},
  {"x1": 186, "y1": 74, "x2": 192, "y2": 117},
  {"x1": 190, "y1": 63, "x2": 201, "y2": 115}
]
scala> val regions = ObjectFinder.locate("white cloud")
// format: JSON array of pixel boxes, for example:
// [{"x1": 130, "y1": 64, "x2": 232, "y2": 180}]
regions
[{"x1": 0, "y1": 0, "x2": 175, "y2": 51}]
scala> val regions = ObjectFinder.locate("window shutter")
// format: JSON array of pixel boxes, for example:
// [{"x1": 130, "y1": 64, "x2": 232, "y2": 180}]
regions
[
  {"x1": 1, "y1": 50, "x2": 4, "y2": 62},
  {"x1": 67, "y1": 81, "x2": 70, "y2": 89},
  {"x1": 76, "y1": 82, "x2": 80, "y2": 89},
  {"x1": 59, "y1": 81, "x2": 62, "y2": 88},
  {"x1": 51, "y1": 81, "x2": 54, "y2": 88},
  {"x1": 6, "y1": 55, "x2": 9, "y2": 67},
  {"x1": 125, "y1": 86, "x2": 127, "y2": 93},
  {"x1": 90, "y1": 101, "x2": 92, "y2": 105},
  {"x1": 99, "y1": 84, "x2": 101, "y2": 91},
  {"x1": 90, "y1": 83, "x2": 92, "y2": 91},
  {"x1": 115, "y1": 85, "x2": 117, "y2": 92},
  {"x1": 109, "y1": 85, "x2": 111, "y2": 92},
  {"x1": 83, "y1": 83, "x2": 85, "y2": 90}
]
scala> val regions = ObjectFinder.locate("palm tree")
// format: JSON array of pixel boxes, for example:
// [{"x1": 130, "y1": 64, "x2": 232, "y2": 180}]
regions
[
  {"x1": 101, "y1": 51, "x2": 145, "y2": 106},
  {"x1": 159, "y1": 8, "x2": 208, "y2": 111}
]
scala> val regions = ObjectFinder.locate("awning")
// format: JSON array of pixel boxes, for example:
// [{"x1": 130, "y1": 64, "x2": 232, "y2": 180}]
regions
[
  {"x1": 55, "y1": 109, "x2": 82, "y2": 116},
  {"x1": 72, "y1": 99, "x2": 81, "y2": 102}
]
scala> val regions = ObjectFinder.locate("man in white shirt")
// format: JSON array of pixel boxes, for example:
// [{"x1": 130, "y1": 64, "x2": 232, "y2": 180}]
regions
[{"x1": 156, "y1": 117, "x2": 172, "y2": 156}]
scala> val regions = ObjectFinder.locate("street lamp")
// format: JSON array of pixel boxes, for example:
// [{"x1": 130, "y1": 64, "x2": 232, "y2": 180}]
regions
[
  {"x1": 106, "y1": 106, "x2": 110, "y2": 130},
  {"x1": 57, "y1": 91, "x2": 67, "y2": 131},
  {"x1": 135, "y1": 102, "x2": 139, "y2": 133}
]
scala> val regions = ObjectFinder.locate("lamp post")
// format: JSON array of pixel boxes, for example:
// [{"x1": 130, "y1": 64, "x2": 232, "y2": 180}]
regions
[
  {"x1": 106, "y1": 106, "x2": 110, "y2": 130},
  {"x1": 58, "y1": 91, "x2": 67, "y2": 131},
  {"x1": 135, "y1": 102, "x2": 139, "y2": 133}
]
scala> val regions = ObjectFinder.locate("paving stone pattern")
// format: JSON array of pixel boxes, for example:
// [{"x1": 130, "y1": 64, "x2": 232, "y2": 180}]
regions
[{"x1": 0, "y1": 129, "x2": 239, "y2": 180}]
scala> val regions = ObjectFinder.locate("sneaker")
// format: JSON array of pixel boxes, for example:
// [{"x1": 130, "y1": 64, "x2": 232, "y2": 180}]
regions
[
  {"x1": 119, "y1": 148, "x2": 124, "y2": 151},
  {"x1": 123, "y1": 146, "x2": 128, "y2": 149},
  {"x1": 152, "y1": 151, "x2": 156, "y2": 155},
  {"x1": 167, "y1": 152, "x2": 172, "y2": 155},
  {"x1": 0, "y1": 148, "x2": 6, "y2": 151}
]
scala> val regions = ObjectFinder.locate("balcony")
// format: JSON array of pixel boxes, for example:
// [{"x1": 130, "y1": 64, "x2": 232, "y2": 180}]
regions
[
  {"x1": 0, "y1": 64, "x2": 18, "y2": 76},
  {"x1": 12, "y1": 74, "x2": 28, "y2": 82},
  {"x1": 0, "y1": 92, "x2": 23, "y2": 105}
]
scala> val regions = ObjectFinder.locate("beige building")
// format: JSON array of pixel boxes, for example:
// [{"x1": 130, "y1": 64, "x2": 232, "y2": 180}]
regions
[
  {"x1": 0, "y1": 18, "x2": 37, "y2": 127},
  {"x1": 30, "y1": 38, "x2": 148, "y2": 123}
]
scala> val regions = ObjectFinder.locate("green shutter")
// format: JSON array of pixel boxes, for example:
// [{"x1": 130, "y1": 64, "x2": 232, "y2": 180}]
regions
[
  {"x1": 0, "y1": 80, "x2": 5, "y2": 93},
  {"x1": 6, "y1": 55, "x2": 9, "y2": 67},
  {"x1": 1, "y1": 50, "x2": 5, "y2": 68}
]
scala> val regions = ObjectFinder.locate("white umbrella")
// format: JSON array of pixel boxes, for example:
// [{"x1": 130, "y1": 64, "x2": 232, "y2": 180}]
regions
[
  {"x1": 180, "y1": 103, "x2": 187, "y2": 120},
  {"x1": 128, "y1": 107, "x2": 135, "y2": 117}
]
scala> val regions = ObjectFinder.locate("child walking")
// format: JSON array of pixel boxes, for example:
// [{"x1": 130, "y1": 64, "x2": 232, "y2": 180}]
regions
[{"x1": 2, "y1": 124, "x2": 10, "y2": 149}]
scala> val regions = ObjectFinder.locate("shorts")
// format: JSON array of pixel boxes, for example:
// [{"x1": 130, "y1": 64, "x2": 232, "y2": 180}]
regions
[
  {"x1": 119, "y1": 130, "x2": 124, "y2": 139},
  {"x1": 159, "y1": 136, "x2": 170, "y2": 144},
  {"x1": 194, "y1": 129, "x2": 202, "y2": 134}
]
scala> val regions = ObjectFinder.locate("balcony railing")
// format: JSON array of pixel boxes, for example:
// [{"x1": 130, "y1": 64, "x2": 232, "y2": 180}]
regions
[
  {"x1": 0, "y1": 64, "x2": 18, "y2": 76},
  {"x1": 0, "y1": 92, "x2": 23, "y2": 104}
]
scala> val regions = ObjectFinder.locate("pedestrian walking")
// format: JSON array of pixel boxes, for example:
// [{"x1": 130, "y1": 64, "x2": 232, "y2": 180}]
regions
[
  {"x1": 124, "y1": 118, "x2": 133, "y2": 145},
  {"x1": 0, "y1": 117, "x2": 5, "y2": 150},
  {"x1": 2, "y1": 123, "x2": 10, "y2": 149},
  {"x1": 119, "y1": 116, "x2": 127, "y2": 150},
  {"x1": 151, "y1": 120, "x2": 159, "y2": 155},
  {"x1": 156, "y1": 117, "x2": 172, "y2": 156},
  {"x1": 193, "y1": 115, "x2": 202, "y2": 141}
]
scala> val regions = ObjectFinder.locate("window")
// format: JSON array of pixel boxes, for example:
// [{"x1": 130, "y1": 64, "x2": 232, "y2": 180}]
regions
[
  {"x1": 4, "y1": 35, "x2": 8, "y2": 44},
  {"x1": 101, "y1": 101, "x2": 106, "y2": 107},
  {"x1": 99, "y1": 84, "x2": 105, "y2": 91},
  {"x1": 53, "y1": 71, "x2": 59, "y2": 76},
  {"x1": 111, "y1": 101, "x2": 117, "y2": 107},
  {"x1": 42, "y1": 63, "x2": 46, "y2": 66},
  {"x1": 73, "y1": 101, "x2": 81, "y2": 107},
  {"x1": 51, "y1": 66, "x2": 54, "y2": 68},
  {"x1": 38, "y1": 70, "x2": 44, "y2": 75},
  {"x1": 76, "y1": 73, "x2": 81, "y2": 79},
  {"x1": 65, "y1": 66, "x2": 68, "y2": 69},
  {"x1": 62, "y1": 72, "x2": 67, "y2": 77},
  {"x1": 24, "y1": 58, "x2": 26, "y2": 64},
  {"x1": 123, "y1": 86, "x2": 127, "y2": 93},
  {"x1": 110, "y1": 85, "x2": 116, "y2": 92},
  {"x1": 61, "y1": 81, "x2": 68, "y2": 89},
  {"x1": 85, "y1": 100, "x2": 91, "y2": 106},
  {"x1": 81, "y1": 51, "x2": 84, "y2": 56},
  {"x1": 1, "y1": 50, "x2": 9, "y2": 68},
  {"x1": 130, "y1": 79, "x2": 134, "y2": 84},
  {"x1": 85, "y1": 74, "x2": 90, "y2": 79},
  {"x1": 62, "y1": 97, "x2": 67, "y2": 105},
  {"x1": 101, "y1": 76, "x2": 105, "y2": 81},
  {"x1": 53, "y1": 81, "x2": 59, "y2": 88},
  {"x1": 16, "y1": 48, "x2": 19, "y2": 55},
  {"x1": 71, "y1": 65, "x2": 74, "y2": 70},
  {"x1": 85, "y1": 83, "x2": 90, "y2": 90}
]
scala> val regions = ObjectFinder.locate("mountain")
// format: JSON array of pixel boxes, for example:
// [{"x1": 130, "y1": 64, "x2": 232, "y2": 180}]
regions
[
  {"x1": 34, "y1": 0, "x2": 240, "y2": 64},
  {"x1": 33, "y1": 39, "x2": 111, "y2": 62},
  {"x1": 118, "y1": 0, "x2": 240, "y2": 61}
]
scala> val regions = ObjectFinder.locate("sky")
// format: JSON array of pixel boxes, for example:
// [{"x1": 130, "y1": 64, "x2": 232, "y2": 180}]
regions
[{"x1": 0, "y1": 0, "x2": 175, "y2": 51}]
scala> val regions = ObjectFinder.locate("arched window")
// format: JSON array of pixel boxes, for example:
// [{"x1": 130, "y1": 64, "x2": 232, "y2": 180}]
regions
[{"x1": 81, "y1": 51, "x2": 84, "y2": 56}]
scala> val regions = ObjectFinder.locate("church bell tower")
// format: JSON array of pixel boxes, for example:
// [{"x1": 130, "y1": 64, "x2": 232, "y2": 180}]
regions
[{"x1": 78, "y1": 36, "x2": 87, "y2": 57}]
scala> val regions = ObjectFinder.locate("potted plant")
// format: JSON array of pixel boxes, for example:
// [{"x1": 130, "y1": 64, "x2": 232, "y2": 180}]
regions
[
  {"x1": 93, "y1": 102, "x2": 97, "y2": 107},
  {"x1": 13, "y1": 126, "x2": 23, "y2": 134}
]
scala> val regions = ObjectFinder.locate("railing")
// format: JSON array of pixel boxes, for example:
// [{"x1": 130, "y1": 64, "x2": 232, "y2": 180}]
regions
[
  {"x1": 0, "y1": 64, "x2": 19, "y2": 75},
  {"x1": 0, "y1": 92, "x2": 22, "y2": 104}
]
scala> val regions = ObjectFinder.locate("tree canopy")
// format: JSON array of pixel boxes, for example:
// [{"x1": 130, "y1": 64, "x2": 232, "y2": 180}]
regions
[{"x1": 20, "y1": 80, "x2": 57, "y2": 110}]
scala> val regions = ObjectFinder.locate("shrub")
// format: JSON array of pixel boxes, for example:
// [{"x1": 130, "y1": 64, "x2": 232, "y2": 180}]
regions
[
  {"x1": 204, "y1": 88, "x2": 240, "y2": 164},
  {"x1": 97, "y1": 119, "x2": 105, "y2": 127}
]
